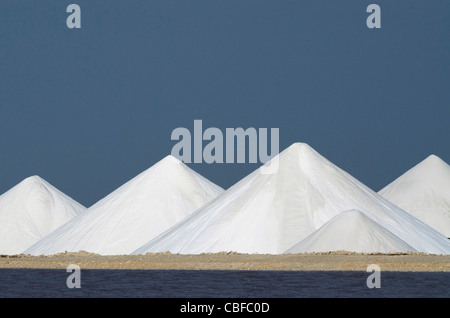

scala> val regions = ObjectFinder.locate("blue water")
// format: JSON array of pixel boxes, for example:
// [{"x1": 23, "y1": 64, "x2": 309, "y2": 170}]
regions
[{"x1": 0, "y1": 269, "x2": 448, "y2": 298}]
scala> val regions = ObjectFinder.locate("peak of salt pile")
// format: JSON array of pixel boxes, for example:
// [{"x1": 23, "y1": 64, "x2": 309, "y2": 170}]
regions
[
  {"x1": 0, "y1": 176, "x2": 86, "y2": 255},
  {"x1": 25, "y1": 155, "x2": 224, "y2": 256},
  {"x1": 379, "y1": 155, "x2": 450, "y2": 237},
  {"x1": 133, "y1": 143, "x2": 450, "y2": 255},
  {"x1": 285, "y1": 210, "x2": 416, "y2": 254}
]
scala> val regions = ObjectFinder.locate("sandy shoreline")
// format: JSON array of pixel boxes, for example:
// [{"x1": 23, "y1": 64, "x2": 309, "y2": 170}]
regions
[{"x1": 0, "y1": 252, "x2": 449, "y2": 271}]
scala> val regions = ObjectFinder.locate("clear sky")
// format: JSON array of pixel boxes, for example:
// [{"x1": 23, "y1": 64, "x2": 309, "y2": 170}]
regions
[{"x1": 0, "y1": 1, "x2": 449, "y2": 207}]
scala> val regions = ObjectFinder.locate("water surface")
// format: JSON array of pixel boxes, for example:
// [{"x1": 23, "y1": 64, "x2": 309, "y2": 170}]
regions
[{"x1": 0, "y1": 269, "x2": 448, "y2": 298}]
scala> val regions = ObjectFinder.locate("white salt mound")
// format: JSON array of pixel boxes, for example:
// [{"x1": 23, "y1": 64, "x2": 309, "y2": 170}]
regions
[
  {"x1": 379, "y1": 155, "x2": 450, "y2": 237},
  {"x1": 132, "y1": 143, "x2": 450, "y2": 255},
  {"x1": 24, "y1": 155, "x2": 224, "y2": 256},
  {"x1": 285, "y1": 210, "x2": 417, "y2": 254},
  {"x1": 0, "y1": 176, "x2": 86, "y2": 255}
]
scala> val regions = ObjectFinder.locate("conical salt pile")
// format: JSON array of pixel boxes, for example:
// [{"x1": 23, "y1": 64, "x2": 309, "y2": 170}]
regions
[
  {"x1": 24, "y1": 155, "x2": 224, "y2": 255},
  {"x1": 285, "y1": 210, "x2": 416, "y2": 254},
  {"x1": 379, "y1": 155, "x2": 450, "y2": 237},
  {"x1": 0, "y1": 176, "x2": 86, "y2": 255},
  {"x1": 133, "y1": 143, "x2": 450, "y2": 255}
]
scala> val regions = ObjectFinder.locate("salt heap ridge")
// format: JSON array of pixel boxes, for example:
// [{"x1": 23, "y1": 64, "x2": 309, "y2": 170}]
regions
[
  {"x1": 379, "y1": 155, "x2": 450, "y2": 237},
  {"x1": 25, "y1": 156, "x2": 224, "y2": 256},
  {"x1": 0, "y1": 176, "x2": 86, "y2": 255},
  {"x1": 133, "y1": 143, "x2": 450, "y2": 255},
  {"x1": 285, "y1": 209, "x2": 416, "y2": 253}
]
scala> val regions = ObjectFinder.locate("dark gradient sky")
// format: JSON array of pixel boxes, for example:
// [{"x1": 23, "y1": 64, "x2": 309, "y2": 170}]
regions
[{"x1": 1, "y1": 1, "x2": 449, "y2": 207}]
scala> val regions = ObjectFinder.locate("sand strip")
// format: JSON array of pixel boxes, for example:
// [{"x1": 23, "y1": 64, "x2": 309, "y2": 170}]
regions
[{"x1": 0, "y1": 252, "x2": 449, "y2": 271}]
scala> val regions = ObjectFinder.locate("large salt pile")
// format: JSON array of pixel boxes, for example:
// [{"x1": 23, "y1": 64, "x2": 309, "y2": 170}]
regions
[
  {"x1": 25, "y1": 155, "x2": 224, "y2": 256},
  {"x1": 0, "y1": 176, "x2": 86, "y2": 255},
  {"x1": 285, "y1": 210, "x2": 416, "y2": 254},
  {"x1": 133, "y1": 143, "x2": 450, "y2": 255},
  {"x1": 379, "y1": 155, "x2": 450, "y2": 238}
]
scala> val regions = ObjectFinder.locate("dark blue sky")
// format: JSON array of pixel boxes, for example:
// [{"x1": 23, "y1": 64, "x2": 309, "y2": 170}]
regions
[{"x1": 1, "y1": 1, "x2": 449, "y2": 207}]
